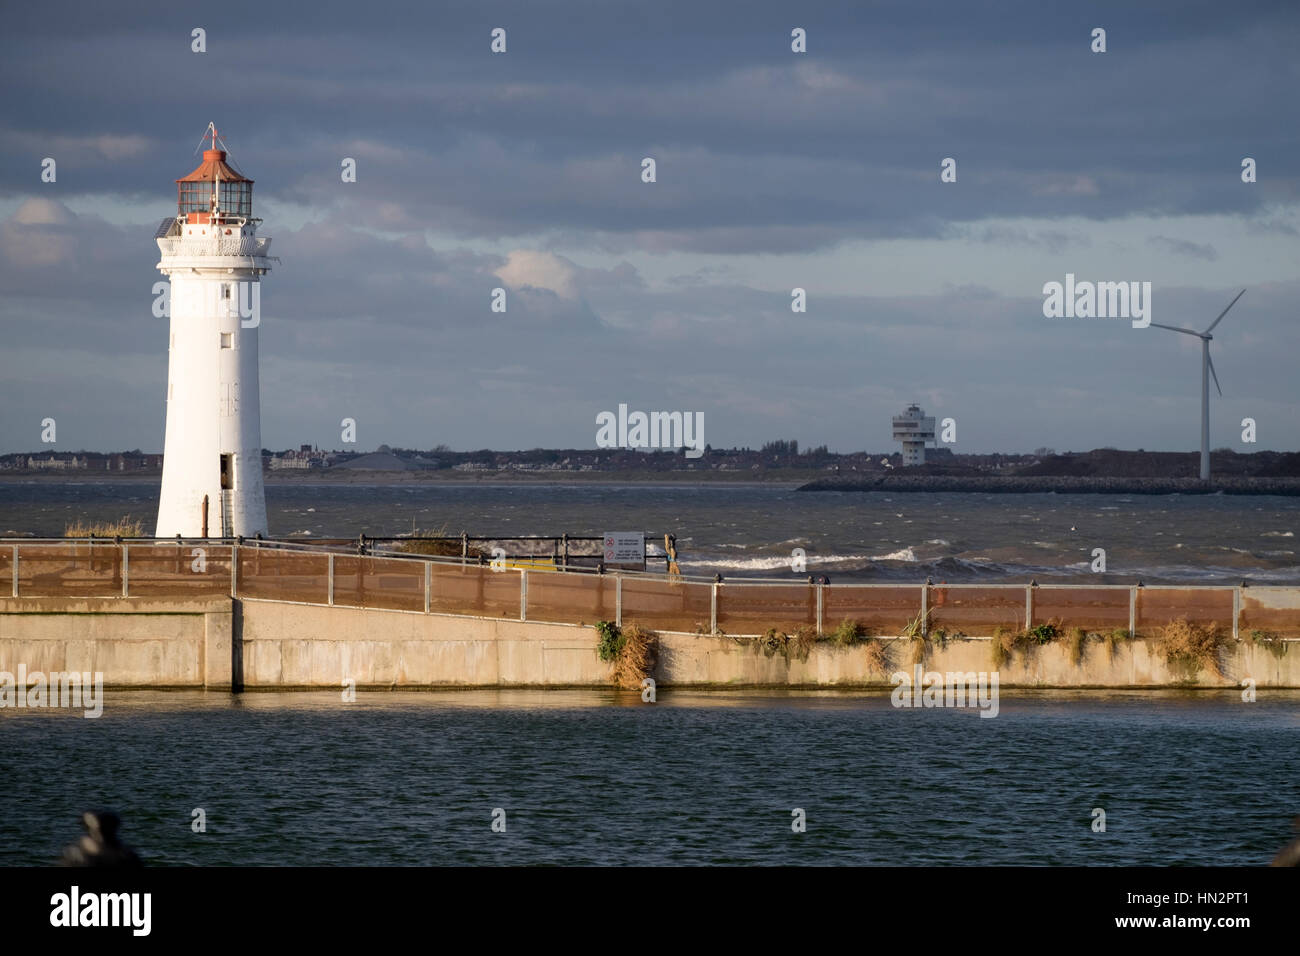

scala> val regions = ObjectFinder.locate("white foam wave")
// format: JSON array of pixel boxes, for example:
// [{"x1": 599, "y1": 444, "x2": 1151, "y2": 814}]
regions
[
  {"x1": 687, "y1": 556, "x2": 799, "y2": 571},
  {"x1": 872, "y1": 547, "x2": 917, "y2": 562},
  {"x1": 687, "y1": 547, "x2": 918, "y2": 571}
]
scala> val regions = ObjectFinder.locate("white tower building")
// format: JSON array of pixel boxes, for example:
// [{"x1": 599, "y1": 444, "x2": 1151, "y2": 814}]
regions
[
  {"x1": 892, "y1": 403, "x2": 936, "y2": 466},
  {"x1": 155, "y1": 125, "x2": 274, "y2": 538}
]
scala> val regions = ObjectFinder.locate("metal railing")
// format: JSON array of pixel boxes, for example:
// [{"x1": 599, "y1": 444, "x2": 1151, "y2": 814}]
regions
[
  {"x1": 365, "y1": 532, "x2": 666, "y2": 572},
  {"x1": 2, "y1": 538, "x2": 1297, "y2": 638}
]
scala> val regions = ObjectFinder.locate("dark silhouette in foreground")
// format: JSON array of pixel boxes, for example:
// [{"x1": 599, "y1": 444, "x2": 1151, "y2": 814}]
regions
[
  {"x1": 1272, "y1": 817, "x2": 1300, "y2": 867},
  {"x1": 61, "y1": 811, "x2": 142, "y2": 867}
]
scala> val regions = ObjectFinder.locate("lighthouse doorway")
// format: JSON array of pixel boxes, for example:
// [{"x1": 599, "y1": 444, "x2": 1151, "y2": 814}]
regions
[{"x1": 219, "y1": 454, "x2": 234, "y2": 536}]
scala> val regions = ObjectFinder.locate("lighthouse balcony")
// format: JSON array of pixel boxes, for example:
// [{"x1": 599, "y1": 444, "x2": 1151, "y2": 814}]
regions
[{"x1": 157, "y1": 235, "x2": 272, "y2": 258}]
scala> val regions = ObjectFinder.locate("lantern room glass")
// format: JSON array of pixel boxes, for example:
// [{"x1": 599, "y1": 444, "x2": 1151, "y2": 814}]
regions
[{"x1": 177, "y1": 180, "x2": 253, "y2": 218}]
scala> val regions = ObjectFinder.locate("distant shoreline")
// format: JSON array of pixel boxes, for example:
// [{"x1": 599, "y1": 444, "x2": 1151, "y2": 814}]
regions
[
  {"x1": 0, "y1": 471, "x2": 813, "y2": 486},
  {"x1": 6, "y1": 471, "x2": 1300, "y2": 494},
  {"x1": 798, "y1": 475, "x2": 1300, "y2": 495}
]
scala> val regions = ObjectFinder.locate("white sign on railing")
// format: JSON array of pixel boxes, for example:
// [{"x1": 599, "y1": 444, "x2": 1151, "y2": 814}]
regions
[{"x1": 603, "y1": 532, "x2": 644, "y2": 564}]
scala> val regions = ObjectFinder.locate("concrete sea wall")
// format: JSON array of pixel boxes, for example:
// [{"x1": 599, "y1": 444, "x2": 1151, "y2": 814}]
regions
[
  {"x1": 0, "y1": 596, "x2": 232, "y2": 689},
  {"x1": 1, "y1": 596, "x2": 1296, "y2": 689}
]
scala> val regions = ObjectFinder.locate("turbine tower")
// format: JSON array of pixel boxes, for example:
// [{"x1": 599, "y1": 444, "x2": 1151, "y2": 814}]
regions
[
  {"x1": 1149, "y1": 289, "x2": 1245, "y2": 481},
  {"x1": 155, "y1": 124, "x2": 275, "y2": 537}
]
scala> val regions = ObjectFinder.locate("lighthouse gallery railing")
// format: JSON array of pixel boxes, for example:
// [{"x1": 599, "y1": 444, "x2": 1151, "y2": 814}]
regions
[{"x1": 157, "y1": 236, "x2": 272, "y2": 257}]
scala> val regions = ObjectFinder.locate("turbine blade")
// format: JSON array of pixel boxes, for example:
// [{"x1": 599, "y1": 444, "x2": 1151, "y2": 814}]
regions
[
  {"x1": 1148, "y1": 322, "x2": 1203, "y2": 337},
  {"x1": 1208, "y1": 352, "x2": 1222, "y2": 396},
  {"x1": 1204, "y1": 288, "x2": 1246, "y2": 334}
]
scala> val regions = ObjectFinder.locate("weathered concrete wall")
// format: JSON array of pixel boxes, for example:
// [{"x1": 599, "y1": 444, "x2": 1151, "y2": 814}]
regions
[
  {"x1": 658, "y1": 632, "x2": 1298, "y2": 688},
  {"x1": 0, "y1": 596, "x2": 230, "y2": 688},
  {"x1": 1, "y1": 597, "x2": 1296, "y2": 689},
  {"x1": 239, "y1": 599, "x2": 607, "y2": 687}
]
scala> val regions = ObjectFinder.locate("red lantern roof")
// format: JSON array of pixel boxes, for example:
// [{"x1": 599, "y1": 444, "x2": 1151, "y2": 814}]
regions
[{"x1": 177, "y1": 149, "x2": 252, "y2": 184}]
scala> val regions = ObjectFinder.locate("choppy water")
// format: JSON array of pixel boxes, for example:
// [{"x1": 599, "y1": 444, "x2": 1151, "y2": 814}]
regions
[
  {"x1": 1, "y1": 690, "x2": 1296, "y2": 866},
  {"x1": 3, "y1": 479, "x2": 1300, "y2": 583}
]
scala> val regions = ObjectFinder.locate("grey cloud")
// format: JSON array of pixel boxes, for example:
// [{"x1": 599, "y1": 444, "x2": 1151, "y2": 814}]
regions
[
  {"x1": 955, "y1": 224, "x2": 1091, "y2": 254},
  {"x1": 1148, "y1": 235, "x2": 1218, "y2": 261}
]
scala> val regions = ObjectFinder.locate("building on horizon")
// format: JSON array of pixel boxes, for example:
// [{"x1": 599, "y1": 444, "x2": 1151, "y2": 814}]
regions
[
  {"x1": 26, "y1": 454, "x2": 88, "y2": 471},
  {"x1": 269, "y1": 445, "x2": 327, "y2": 470},
  {"x1": 891, "y1": 403, "x2": 936, "y2": 466}
]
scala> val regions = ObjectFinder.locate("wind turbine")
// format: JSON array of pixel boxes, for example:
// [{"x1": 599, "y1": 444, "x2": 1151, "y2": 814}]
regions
[{"x1": 1148, "y1": 289, "x2": 1245, "y2": 480}]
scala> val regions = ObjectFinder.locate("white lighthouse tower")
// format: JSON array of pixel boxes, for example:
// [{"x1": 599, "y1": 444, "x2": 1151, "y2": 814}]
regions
[{"x1": 155, "y1": 125, "x2": 274, "y2": 538}]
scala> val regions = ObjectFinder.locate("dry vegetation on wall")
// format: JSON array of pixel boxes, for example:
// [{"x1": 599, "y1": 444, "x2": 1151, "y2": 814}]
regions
[
  {"x1": 758, "y1": 628, "x2": 790, "y2": 657},
  {"x1": 793, "y1": 625, "x2": 819, "y2": 659},
  {"x1": 595, "y1": 621, "x2": 658, "y2": 689},
  {"x1": 676, "y1": 611, "x2": 1264, "y2": 682},
  {"x1": 908, "y1": 632, "x2": 927, "y2": 666},
  {"x1": 982, "y1": 618, "x2": 1253, "y2": 676},
  {"x1": 615, "y1": 624, "x2": 657, "y2": 688},
  {"x1": 1103, "y1": 627, "x2": 1131, "y2": 661},
  {"x1": 741, "y1": 614, "x2": 1120, "y2": 673},
  {"x1": 989, "y1": 620, "x2": 1114, "y2": 668},
  {"x1": 1244, "y1": 628, "x2": 1289, "y2": 660},
  {"x1": 990, "y1": 627, "x2": 1013, "y2": 668},
  {"x1": 1065, "y1": 627, "x2": 1088, "y2": 667},
  {"x1": 736, "y1": 619, "x2": 892, "y2": 674},
  {"x1": 1158, "y1": 618, "x2": 1229, "y2": 678},
  {"x1": 900, "y1": 610, "x2": 930, "y2": 665},
  {"x1": 756, "y1": 625, "x2": 823, "y2": 661},
  {"x1": 825, "y1": 619, "x2": 890, "y2": 674},
  {"x1": 396, "y1": 527, "x2": 486, "y2": 558},
  {"x1": 861, "y1": 637, "x2": 889, "y2": 675},
  {"x1": 832, "y1": 619, "x2": 866, "y2": 645},
  {"x1": 64, "y1": 517, "x2": 144, "y2": 538}
]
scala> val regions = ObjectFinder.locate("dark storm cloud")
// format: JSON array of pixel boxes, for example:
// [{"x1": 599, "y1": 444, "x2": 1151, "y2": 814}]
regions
[{"x1": 2, "y1": 0, "x2": 1296, "y2": 251}]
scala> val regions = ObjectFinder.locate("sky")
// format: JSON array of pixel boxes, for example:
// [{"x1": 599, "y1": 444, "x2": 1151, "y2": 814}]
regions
[{"x1": 1, "y1": 0, "x2": 1297, "y2": 455}]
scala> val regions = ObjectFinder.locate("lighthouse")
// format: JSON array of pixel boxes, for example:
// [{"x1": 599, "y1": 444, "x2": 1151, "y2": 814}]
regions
[{"x1": 154, "y1": 125, "x2": 274, "y2": 538}]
